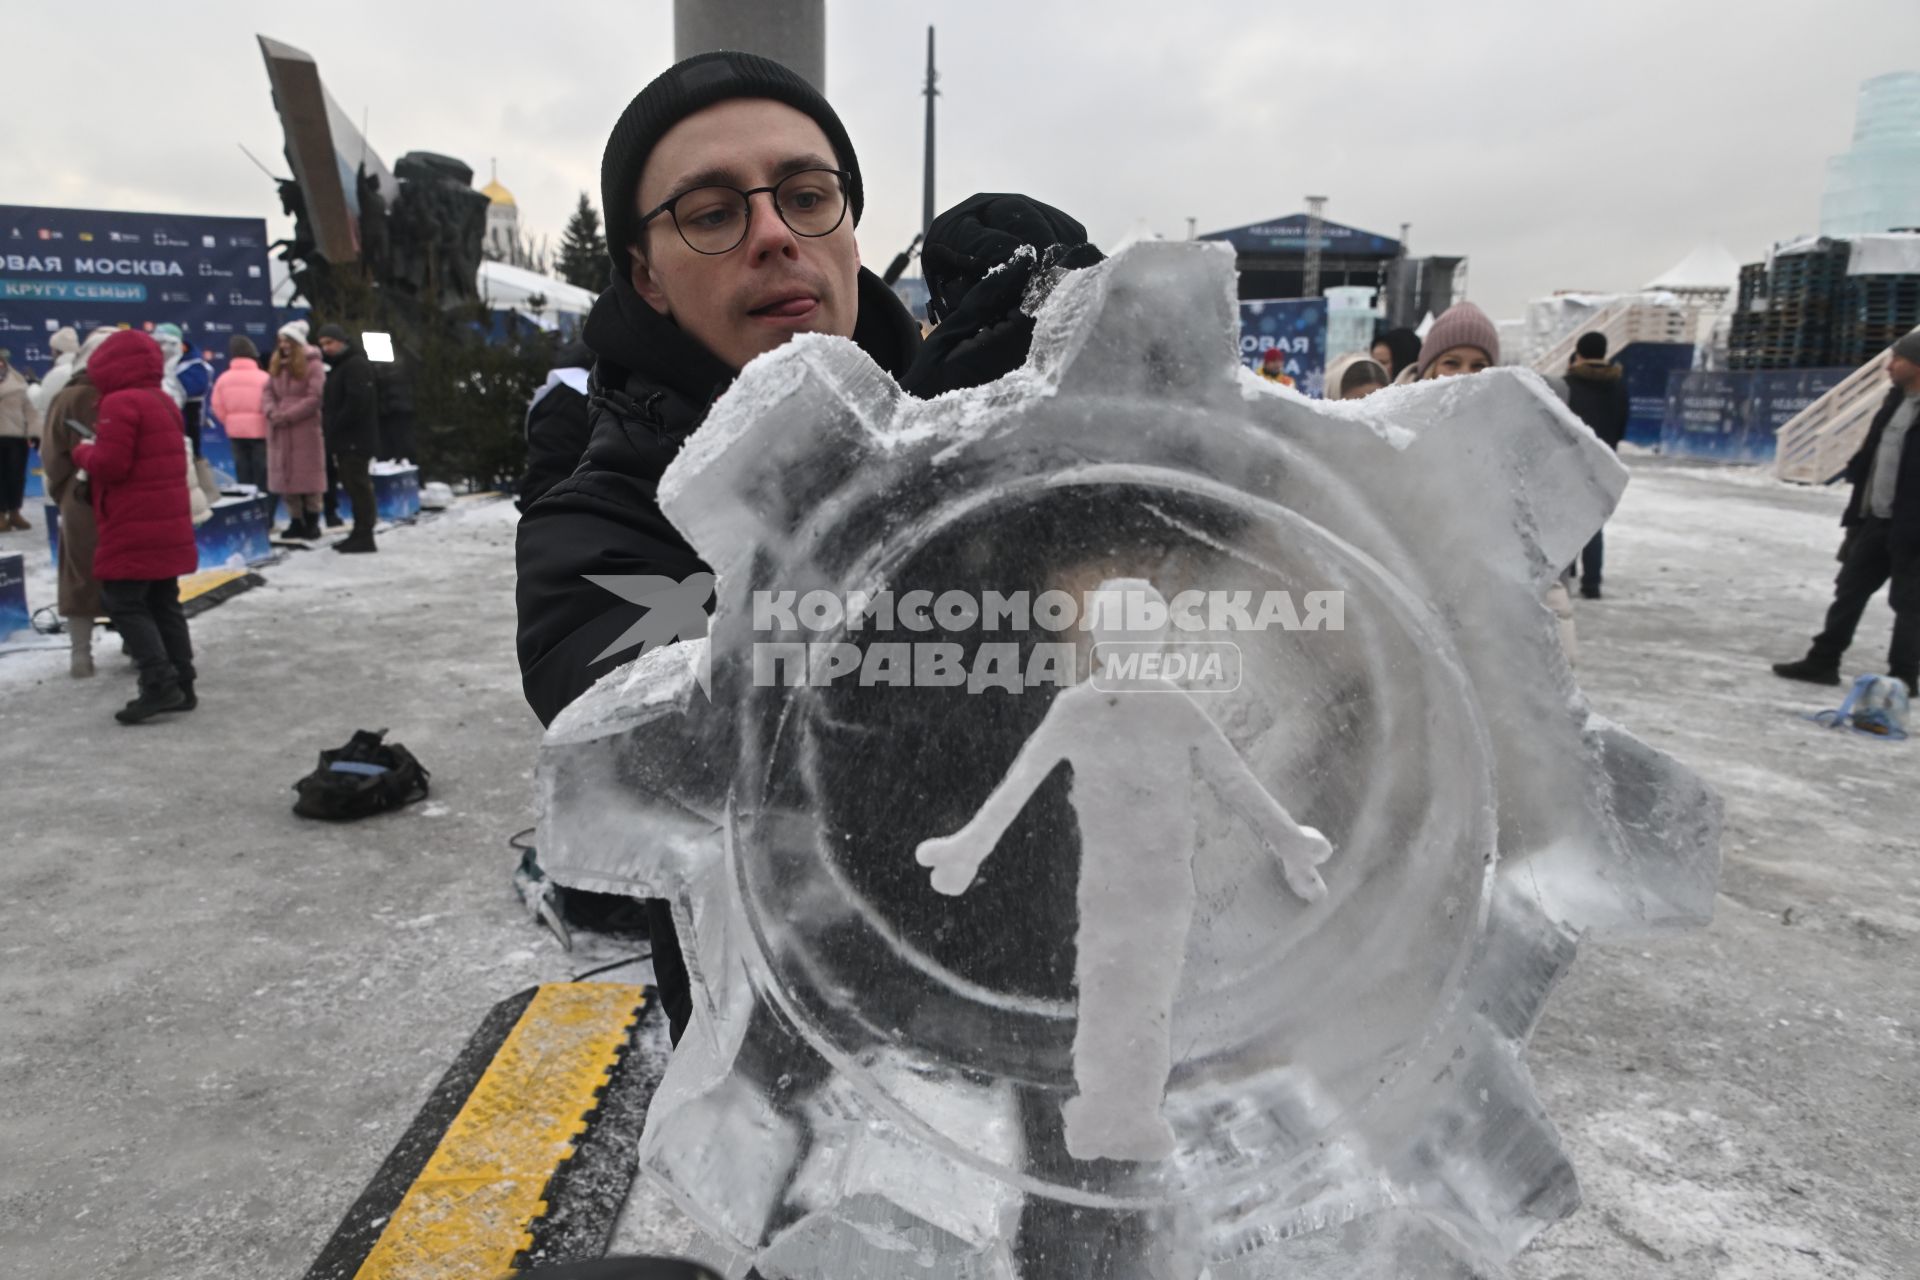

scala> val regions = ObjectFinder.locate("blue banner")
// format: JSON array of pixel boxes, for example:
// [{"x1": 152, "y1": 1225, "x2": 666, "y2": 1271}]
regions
[
  {"x1": 1747, "y1": 368, "x2": 1851, "y2": 439},
  {"x1": 1662, "y1": 371, "x2": 1752, "y2": 460},
  {"x1": 1238, "y1": 298, "x2": 1329, "y2": 397},
  {"x1": 372, "y1": 467, "x2": 421, "y2": 522},
  {"x1": 0, "y1": 203, "x2": 277, "y2": 375},
  {"x1": 1615, "y1": 343, "x2": 1697, "y2": 447},
  {"x1": 194, "y1": 495, "x2": 275, "y2": 569},
  {"x1": 0, "y1": 552, "x2": 27, "y2": 639},
  {"x1": 46, "y1": 495, "x2": 274, "y2": 573},
  {"x1": 1204, "y1": 215, "x2": 1402, "y2": 259},
  {"x1": 1659, "y1": 367, "x2": 1855, "y2": 464}
]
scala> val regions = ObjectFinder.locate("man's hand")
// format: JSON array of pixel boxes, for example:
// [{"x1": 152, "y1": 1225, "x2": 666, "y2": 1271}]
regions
[{"x1": 901, "y1": 194, "x2": 1104, "y2": 399}]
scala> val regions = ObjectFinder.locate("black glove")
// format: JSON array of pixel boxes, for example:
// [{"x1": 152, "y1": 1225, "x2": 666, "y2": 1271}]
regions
[
  {"x1": 903, "y1": 194, "x2": 1104, "y2": 398},
  {"x1": 921, "y1": 193, "x2": 1099, "y2": 325}
]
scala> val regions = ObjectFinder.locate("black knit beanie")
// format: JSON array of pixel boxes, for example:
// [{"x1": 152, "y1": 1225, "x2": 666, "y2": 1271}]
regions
[{"x1": 601, "y1": 51, "x2": 863, "y2": 279}]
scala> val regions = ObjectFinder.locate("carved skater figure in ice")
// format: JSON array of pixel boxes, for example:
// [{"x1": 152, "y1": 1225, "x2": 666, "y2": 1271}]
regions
[{"x1": 915, "y1": 579, "x2": 1334, "y2": 1163}]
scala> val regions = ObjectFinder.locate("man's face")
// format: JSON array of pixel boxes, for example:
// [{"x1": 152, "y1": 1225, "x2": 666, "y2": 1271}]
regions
[
  {"x1": 1889, "y1": 353, "x2": 1920, "y2": 392},
  {"x1": 630, "y1": 98, "x2": 859, "y2": 371},
  {"x1": 318, "y1": 338, "x2": 346, "y2": 359},
  {"x1": 1424, "y1": 346, "x2": 1492, "y2": 380}
]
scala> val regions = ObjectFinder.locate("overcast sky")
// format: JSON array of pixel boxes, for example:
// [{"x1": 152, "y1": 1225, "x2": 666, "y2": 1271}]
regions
[{"x1": 11, "y1": 1, "x2": 1917, "y2": 320}]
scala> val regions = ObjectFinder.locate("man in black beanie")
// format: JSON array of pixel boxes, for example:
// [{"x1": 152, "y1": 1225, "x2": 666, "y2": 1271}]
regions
[
  {"x1": 515, "y1": 52, "x2": 1100, "y2": 1040},
  {"x1": 1774, "y1": 329, "x2": 1920, "y2": 696},
  {"x1": 1564, "y1": 331, "x2": 1629, "y2": 598}
]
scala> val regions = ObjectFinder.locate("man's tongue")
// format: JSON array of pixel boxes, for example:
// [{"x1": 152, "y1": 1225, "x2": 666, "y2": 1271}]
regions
[{"x1": 755, "y1": 296, "x2": 815, "y2": 318}]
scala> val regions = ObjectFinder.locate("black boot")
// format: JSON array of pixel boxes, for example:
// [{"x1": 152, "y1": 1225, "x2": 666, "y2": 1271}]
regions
[
  {"x1": 162, "y1": 680, "x2": 197, "y2": 712},
  {"x1": 1772, "y1": 656, "x2": 1841, "y2": 687},
  {"x1": 334, "y1": 528, "x2": 377, "y2": 554},
  {"x1": 279, "y1": 517, "x2": 309, "y2": 540},
  {"x1": 303, "y1": 514, "x2": 325, "y2": 540},
  {"x1": 116, "y1": 682, "x2": 186, "y2": 724}
]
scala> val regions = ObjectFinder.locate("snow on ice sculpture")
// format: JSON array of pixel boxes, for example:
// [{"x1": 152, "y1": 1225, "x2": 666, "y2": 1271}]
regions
[{"x1": 534, "y1": 240, "x2": 1722, "y2": 1280}]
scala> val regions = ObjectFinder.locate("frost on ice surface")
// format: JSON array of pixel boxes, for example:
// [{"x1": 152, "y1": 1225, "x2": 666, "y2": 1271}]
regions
[{"x1": 534, "y1": 242, "x2": 1722, "y2": 1278}]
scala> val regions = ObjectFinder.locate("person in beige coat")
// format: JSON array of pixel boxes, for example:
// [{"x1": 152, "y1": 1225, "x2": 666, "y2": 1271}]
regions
[
  {"x1": 38, "y1": 328, "x2": 117, "y2": 676},
  {"x1": 0, "y1": 348, "x2": 42, "y2": 530}
]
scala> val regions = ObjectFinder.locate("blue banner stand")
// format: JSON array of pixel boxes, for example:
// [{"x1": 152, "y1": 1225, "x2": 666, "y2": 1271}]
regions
[
  {"x1": 0, "y1": 553, "x2": 27, "y2": 639},
  {"x1": 45, "y1": 494, "x2": 274, "y2": 573},
  {"x1": 276, "y1": 464, "x2": 422, "y2": 525}
]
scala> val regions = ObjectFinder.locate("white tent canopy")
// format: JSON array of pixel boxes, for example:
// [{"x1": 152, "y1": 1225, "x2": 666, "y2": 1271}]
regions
[
  {"x1": 1644, "y1": 244, "x2": 1742, "y2": 292},
  {"x1": 475, "y1": 260, "x2": 597, "y2": 327},
  {"x1": 269, "y1": 257, "x2": 599, "y2": 329}
]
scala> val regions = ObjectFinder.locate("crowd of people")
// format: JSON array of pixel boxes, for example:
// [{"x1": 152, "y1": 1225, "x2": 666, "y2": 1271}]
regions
[{"x1": 4, "y1": 313, "x2": 393, "y2": 722}]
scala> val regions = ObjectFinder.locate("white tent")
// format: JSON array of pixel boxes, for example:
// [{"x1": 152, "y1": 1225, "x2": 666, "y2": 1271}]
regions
[
  {"x1": 269, "y1": 257, "x2": 599, "y2": 330},
  {"x1": 475, "y1": 260, "x2": 597, "y2": 329},
  {"x1": 1644, "y1": 245, "x2": 1742, "y2": 293}
]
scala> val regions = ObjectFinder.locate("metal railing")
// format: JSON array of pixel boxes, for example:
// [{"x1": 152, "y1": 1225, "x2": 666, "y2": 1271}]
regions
[
  {"x1": 1529, "y1": 301, "x2": 1701, "y2": 374},
  {"x1": 1773, "y1": 347, "x2": 1892, "y2": 484}
]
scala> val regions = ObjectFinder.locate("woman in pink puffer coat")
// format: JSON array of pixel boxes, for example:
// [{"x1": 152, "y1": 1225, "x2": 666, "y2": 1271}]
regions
[{"x1": 261, "y1": 320, "x2": 328, "y2": 540}]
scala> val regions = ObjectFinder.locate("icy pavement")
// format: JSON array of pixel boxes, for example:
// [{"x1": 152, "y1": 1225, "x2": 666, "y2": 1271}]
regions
[{"x1": 0, "y1": 467, "x2": 1914, "y2": 1279}]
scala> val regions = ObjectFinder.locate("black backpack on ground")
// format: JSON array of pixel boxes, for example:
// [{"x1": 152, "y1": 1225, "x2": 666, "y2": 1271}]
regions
[{"x1": 293, "y1": 729, "x2": 431, "y2": 821}]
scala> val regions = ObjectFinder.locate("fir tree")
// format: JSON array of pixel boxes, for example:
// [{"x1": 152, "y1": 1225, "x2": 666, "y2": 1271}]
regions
[{"x1": 557, "y1": 193, "x2": 609, "y2": 292}]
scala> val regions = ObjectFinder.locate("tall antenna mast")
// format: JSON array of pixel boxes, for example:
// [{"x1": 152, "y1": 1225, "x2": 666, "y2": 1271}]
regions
[
  {"x1": 922, "y1": 26, "x2": 939, "y2": 234},
  {"x1": 1303, "y1": 195, "x2": 1328, "y2": 297}
]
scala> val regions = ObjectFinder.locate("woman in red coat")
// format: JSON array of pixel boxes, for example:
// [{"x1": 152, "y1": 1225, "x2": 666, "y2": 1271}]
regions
[{"x1": 70, "y1": 329, "x2": 201, "y2": 724}]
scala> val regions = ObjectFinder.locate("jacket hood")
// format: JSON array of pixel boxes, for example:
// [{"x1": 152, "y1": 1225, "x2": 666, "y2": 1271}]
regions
[
  {"x1": 584, "y1": 266, "x2": 920, "y2": 409},
  {"x1": 1566, "y1": 360, "x2": 1623, "y2": 384},
  {"x1": 89, "y1": 330, "x2": 165, "y2": 395}
]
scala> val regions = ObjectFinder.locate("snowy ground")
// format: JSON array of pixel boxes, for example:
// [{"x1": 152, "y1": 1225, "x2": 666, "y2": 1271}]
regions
[{"x1": 0, "y1": 464, "x2": 1914, "y2": 1279}]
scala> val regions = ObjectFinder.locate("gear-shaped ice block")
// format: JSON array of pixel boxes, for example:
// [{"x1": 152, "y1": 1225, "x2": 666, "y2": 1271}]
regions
[{"x1": 535, "y1": 241, "x2": 1722, "y2": 1279}]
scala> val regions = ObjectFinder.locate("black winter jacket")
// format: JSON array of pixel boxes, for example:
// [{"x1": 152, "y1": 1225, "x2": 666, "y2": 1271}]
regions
[
  {"x1": 1842, "y1": 386, "x2": 1920, "y2": 558},
  {"x1": 516, "y1": 374, "x2": 592, "y2": 513},
  {"x1": 320, "y1": 344, "x2": 380, "y2": 456},
  {"x1": 515, "y1": 268, "x2": 921, "y2": 726},
  {"x1": 1563, "y1": 360, "x2": 1630, "y2": 450}
]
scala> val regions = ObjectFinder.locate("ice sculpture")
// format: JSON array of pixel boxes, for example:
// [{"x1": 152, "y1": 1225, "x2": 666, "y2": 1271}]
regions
[{"x1": 534, "y1": 241, "x2": 1722, "y2": 1279}]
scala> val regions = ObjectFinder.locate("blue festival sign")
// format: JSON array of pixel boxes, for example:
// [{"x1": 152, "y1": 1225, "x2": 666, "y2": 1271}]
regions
[
  {"x1": 1237, "y1": 298, "x2": 1329, "y2": 397},
  {"x1": 1203, "y1": 214, "x2": 1402, "y2": 259},
  {"x1": 1659, "y1": 367, "x2": 1855, "y2": 464},
  {"x1": 0, "y1": 553, "x2": 27, "y2": 639},
  {"x1": 0, "y1": 204, "x2": 277, "y2": 373}
]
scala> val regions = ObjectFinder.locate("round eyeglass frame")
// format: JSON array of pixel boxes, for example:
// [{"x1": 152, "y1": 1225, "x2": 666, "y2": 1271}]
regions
[{"x1": 639, "y1": 168, "x2": 852, "y2": 256}]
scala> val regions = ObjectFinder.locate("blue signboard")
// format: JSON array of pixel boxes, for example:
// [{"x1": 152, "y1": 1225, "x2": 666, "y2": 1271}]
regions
[
  {"x1": 1615, "y1": 343, "x2": 1697, "y2": 447},
  {"x1": 1747, "y1": 368, "x2": 1850, "y2": 439},
  {"x1": 46, "y1": 494, "x2": 273, "y2": 573},
  {"x1": 371, "y1": 467, "x2": 422, "y2": 522},
  {"x1": 1662, "y1": 371, "x2": 1753, "y2": 461},
  {"x1": 0, "y1": 204, "x2": 277, "y2": 372},
  {"x1": 1237, "y1": 298, "x2": 1329, "y2": 397},
  {"x1": 1203, "y1": 215, "x2": 1402, "y2": 259},
  {"x1": 0, "y1": 553, "x2": 27, "y2": 639},
  {"x1": 1659, "y1": 367, "x2": 1854, "y2": 464}
]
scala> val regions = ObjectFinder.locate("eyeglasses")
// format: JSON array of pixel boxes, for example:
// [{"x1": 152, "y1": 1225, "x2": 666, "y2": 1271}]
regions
[{"x1": 639, "y1": 168, "x2": 851, "y2": 256}]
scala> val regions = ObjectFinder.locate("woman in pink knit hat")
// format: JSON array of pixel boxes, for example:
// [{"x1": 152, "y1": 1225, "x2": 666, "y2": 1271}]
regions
[{"x1": 1416, "y1": 302, "x2": 1500, "y2": 380}]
